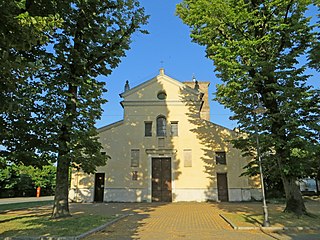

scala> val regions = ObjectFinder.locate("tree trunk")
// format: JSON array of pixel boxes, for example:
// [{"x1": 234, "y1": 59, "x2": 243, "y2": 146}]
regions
[
  {"x1": 51, "y1": 84, "x2": 77, "y2": 218},
  {"x1": 317, "y1": 163, "x2": 320, "y2": 196},
  {"x1": 282, "y1": 176, "x2": 307, "y2": 216},
  {"x1": 51, "y1": 153, "x2": 71, "y2": 218},
  {"x1": 262, "y1": 89, "x2": 308, "y2": 216}
]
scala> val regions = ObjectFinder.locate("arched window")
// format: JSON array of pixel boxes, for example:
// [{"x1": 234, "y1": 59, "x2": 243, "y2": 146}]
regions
[{"x1": 157, "y1": 115, "x2": 166, "y2": 136}]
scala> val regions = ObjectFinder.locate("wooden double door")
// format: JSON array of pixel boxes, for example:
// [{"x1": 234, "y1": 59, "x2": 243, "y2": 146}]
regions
[{"x1": 152, "y1": 158, "x2": 172, "y2": 202}]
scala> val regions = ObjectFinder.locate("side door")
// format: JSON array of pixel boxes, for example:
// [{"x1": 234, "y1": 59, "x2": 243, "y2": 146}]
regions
[
  {"x1": 94, "y1": 173, "x2": 105, "y2": 202},
  {"x1": 217, "y1": 173, "x2": 229, "y2": 202}
]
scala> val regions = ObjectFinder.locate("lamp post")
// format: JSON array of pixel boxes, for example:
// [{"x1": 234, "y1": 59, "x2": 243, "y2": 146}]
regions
[{"x1": 252, "y1": 93, "x2": 270, "y2": 227}]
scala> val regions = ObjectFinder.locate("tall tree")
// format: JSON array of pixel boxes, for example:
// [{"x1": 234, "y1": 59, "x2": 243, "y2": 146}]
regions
[
  {"x1": 308, "y1": 2, "x2": 320, "y2": 193},
  {"x1": 41, "y1": 0, "x2": 148, "y2": 218},
  {"x1": 0, "y1": 0, "x2": 63, "y2": 166},
  {"x1": 177, "y1": 0, "x2": 319, "y2": 215},
  {"x1": 1, "y1": 0, "x2": 148, "y2": 218},
  {"x1": 309, "y1": 1, "x2": 320, "y2": 70}
]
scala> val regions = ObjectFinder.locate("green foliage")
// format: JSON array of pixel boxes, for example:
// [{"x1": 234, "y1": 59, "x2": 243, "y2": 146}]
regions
[
  {"x1": 0, "y1": 161, "x2": 56, "y2": 197},
  {"x1": 177, "y1": 0, "x2": 319, "y2": 177},
  {"x1": 38, "y1": 0, "x2": 149, "y2": 173},
  {"x1": 1, "y1": 0, "x2": 148, "y2": 172},
  {"x1": 1, "y1": 0, "x2": 148, "y2": 217},
  {"x1": 309, "y1": 2, "x2": 320, "y2": 70},
  {"x1": 18, "y1": 164, "x2": 57, "y2": 188},
  {"x1": 177, "y1": 0, "x2": 319, "y2": 214},
  {"x1": 0, "y1": 0, "x2": 63, "y2": 166}
]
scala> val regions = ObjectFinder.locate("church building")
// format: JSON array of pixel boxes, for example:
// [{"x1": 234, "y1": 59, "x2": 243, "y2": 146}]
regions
[{"x1": 69, "y1": 69, "x2": 261, "y2": 202}]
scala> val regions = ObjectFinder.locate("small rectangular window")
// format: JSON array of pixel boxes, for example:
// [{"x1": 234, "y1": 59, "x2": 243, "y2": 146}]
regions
[
  {"x1": 215, "y1": 151, "x2": 226, "y2": 165},
  {"x1": 170, "y1": 121, "x2": 178, "y2": 136},
  {"x1": 184, "y1": 149, "x2": 192, "y2": 167},
  {"x1": 132, "y1": 171, "x2": 138, "y2": 181},
  {"x1": 145, "y1": 122, "x2": 152, "y2": 137},
  {"x1": 131, "y1": 149, "x2": 140, "y2": 167},
  {"x1": 101, "y1": 152, "x2": 106, "y2": 155}
]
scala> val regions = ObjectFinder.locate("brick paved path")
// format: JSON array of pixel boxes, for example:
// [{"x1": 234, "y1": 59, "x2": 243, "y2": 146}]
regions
[{"x1": 85, "y1": 203, "x2": 279, "y2": 240}]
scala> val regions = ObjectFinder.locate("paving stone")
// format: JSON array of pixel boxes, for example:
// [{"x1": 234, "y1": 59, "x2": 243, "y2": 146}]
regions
[{"x1": 83, "y1": 203, "x2": 278, "y2": 240}]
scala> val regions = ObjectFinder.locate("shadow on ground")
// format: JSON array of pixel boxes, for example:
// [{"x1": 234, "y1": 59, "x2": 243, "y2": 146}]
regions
[
  {"x1": 77, "y1": 202, "x2": 168, "y2": 240},
  {"x1": 211, "y1": 197, "x2": 320, "y2": 240},
  {"x1": 2, "y1": 201, "x2": 320, "y2": 240}
]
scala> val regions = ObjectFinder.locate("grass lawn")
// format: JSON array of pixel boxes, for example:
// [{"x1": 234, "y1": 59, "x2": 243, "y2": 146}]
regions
[
  {"x1": 220, "y1": 198, "x2": 320, "y2": 228},
  {"x1": 0, "y1": 201, "x2": 54, "y2": 212},
  {"x1": 0, "y1": 206, "x2": 116, "y2": 238},
  {"x1": 222, "y1": 212, "x2": 320, "y2": 228}
]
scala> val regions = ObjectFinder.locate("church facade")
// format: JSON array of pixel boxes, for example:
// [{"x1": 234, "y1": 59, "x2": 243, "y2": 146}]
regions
[{"x1": 69, "y1": 69, "x2": 261, "y2": 203}]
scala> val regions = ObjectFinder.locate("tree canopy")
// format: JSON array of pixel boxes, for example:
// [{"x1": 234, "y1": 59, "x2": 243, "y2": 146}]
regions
[
  {"x1": 0, "y1": 0, "x2": 64, "y2": 166},
  {"x1": 177, "y1": 0, "x2": 319, "y2": 215},
  {"x1": 1, "y1": 0, "x2": 148, "y2": 218},
  {"x1": 0, "y1": 158, "x2": 56, "y2": 198}
]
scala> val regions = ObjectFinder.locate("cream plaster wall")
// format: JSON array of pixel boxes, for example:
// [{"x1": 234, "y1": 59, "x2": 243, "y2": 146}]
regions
[{"x1": 69, "y1": 70, "x2": 261, "y2": 203}]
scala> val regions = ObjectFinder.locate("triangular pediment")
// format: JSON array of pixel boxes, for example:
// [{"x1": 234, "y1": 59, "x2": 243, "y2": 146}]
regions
[{"x1": 120, "y1": 69, "x2": 201, "y2": 101}]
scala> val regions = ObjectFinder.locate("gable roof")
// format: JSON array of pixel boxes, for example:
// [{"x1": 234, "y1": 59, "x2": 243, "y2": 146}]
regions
[
  {"x1": 97, "y1": 120, "x2": 124, "y2": 133},
  {"x1": 119, "y1": 68, "x2": 201, "y2": 98}
]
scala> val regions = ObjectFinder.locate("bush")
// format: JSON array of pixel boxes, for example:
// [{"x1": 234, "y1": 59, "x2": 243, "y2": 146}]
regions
[{"x1": 0, "y1": 161, "x2": 56, "y2": 198}]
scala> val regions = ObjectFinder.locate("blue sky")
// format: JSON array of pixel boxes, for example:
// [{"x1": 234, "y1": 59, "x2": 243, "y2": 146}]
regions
[{"x1": 96, "y1": 0, "x2": 319, "y2": 130}]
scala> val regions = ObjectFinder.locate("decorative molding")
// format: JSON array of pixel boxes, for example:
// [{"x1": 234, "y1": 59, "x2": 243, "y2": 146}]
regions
[
  {"x1": 145, "y1": 148, "x2": 178, "y2": 155},
  {"x1": 121, "y1": 100, "x2": 202, "y2": 107}
]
